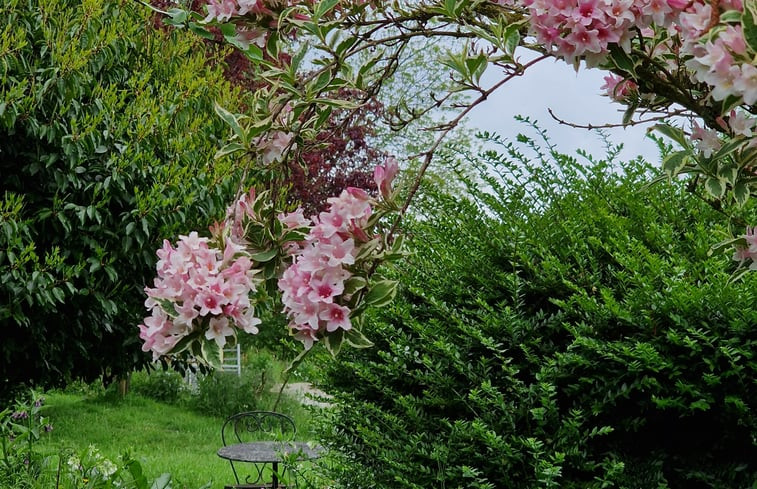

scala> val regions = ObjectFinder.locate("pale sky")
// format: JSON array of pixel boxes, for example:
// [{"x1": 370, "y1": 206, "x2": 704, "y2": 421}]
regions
[{"x1": 465, "y1": 53, "x2": 662, "y2": 165}]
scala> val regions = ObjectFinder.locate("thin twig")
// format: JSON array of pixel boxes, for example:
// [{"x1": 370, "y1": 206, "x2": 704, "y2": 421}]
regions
[
  {"x1": 547, "y1": 107, "x2": 690, "y2": 130},
  {"x1": 387, "y1": 54, "x2": 550, "y2": 240}
]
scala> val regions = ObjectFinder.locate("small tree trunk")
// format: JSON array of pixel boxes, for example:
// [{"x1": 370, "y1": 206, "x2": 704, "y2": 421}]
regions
[{"x1": 118, "y1": 375, "x2": 130, "y2": 397}]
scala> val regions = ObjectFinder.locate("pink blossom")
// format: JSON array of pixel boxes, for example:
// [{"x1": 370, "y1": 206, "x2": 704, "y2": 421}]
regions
[
  {"x1": 260, "y1": 131, "x2": 293, "y2": 164},
  {"x1": 204, "y1": 0, "x2": 237, "y2": 22},
  {"x1": 733, "y1": 64, "x2": 757, "y2": 105},
  {"x1": 238, "y1": 309, "x2": 262, "y2": 334},
  {"x1": 728, "y1": 110, "x2": 755, "y2": 138},
  {"x1": 374, "y1": 157, "x2": 399, "y2": 200},
  {"x1": 319, "y1": 303, "x2": 352, "y2": 332},
  {"x1": 600, "y1": 74, "x2": 638, "y2": 101},
  {"x1": 320, "y1": 237, "x2": 356, "y2": 267},
  {"x1": 292, "y1": 326, "x2": 318, "y2": 350},
  {"x1": 678, "y1": 2, "x2": 713, "y2": 38},
  {"x1": 278, "y1": 208, "x2": 310, "y2": 229},
  {"x1": 666, "y1": 0, "x2": 688, "y2": 8},
  {"x1": 691, "y1": 122, "x2": 722, "y2": 158},
  {"x1": 733, "y1": 227, "x2": 757, "y2": 269},
  {"x1": 719, "y1": 25, "x2": 747, "y2": 55},
  {"x1": 205, "y1": 317, "x2": 234, "y2": 347},
  {"x1": 237, "y1": 0, "x2": 268, "y2": 15}
]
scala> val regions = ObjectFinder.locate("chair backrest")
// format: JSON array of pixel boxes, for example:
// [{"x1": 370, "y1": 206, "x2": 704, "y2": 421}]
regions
[{"x1": 221, "y1": 411, "x2": 297, "y2": 446}]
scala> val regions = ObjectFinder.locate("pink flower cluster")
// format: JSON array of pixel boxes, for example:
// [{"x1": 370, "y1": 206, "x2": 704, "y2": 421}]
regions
[
  {"x1": 733, "y1": 227, "x2": 757, "y2": 268},
  {"x1": 513, "y1": 0, "x2": 755, "y2": 108},
  {"x1": 373, "y1": 156, "x2": 399, "y2": 200},
  {"x1": 600, "y1": 73, "x2": 638, "y2": 101},
  {"x1": 682, "y1": 3, "x2": 756, "y2": 105},
  {"x1": 203, "y1": 0, "x2": 310, "y2": 34},
  {"x1": 689, "y1": 109, "x2": 757, "y2": 157},
  {"x1": 521, "y1": 0, "x2": 687, "y2": 66},
  {"x1": 139, "y1": 232, "x2": 260, "y2": 360},
  {"x1": 204, "y1": 0, "x2": 273, "y2": 23},
  {"x1": 278, "y1": 188, "x2": 374, "y2": 349}
]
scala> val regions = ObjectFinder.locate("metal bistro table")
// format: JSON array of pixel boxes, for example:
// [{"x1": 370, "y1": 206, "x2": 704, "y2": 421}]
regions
[{"x1": 217, "y1": 440, "x2": 322, "y2": 489}]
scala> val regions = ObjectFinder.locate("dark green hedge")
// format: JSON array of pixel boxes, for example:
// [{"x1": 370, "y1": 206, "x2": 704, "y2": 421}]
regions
[
  {"x1": 317, "y1": 132, "x2": 757, "y2": 488},
  {"x1": 0, "y1": 0, "x2": 244, "y2": 396}
]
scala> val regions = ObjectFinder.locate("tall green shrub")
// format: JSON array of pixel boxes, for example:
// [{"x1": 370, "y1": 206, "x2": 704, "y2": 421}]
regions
[
  {"x1": 0, "y1": 0, "x2": 244, "y2": 396},
  {"x1": 317, "y1": 129, "x2": 757, "y2": 488}
]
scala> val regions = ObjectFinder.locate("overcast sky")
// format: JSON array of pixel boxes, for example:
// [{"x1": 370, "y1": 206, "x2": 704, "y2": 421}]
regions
[{"x1": 464, "y1": 53, "x2": 662, "y2": 165}]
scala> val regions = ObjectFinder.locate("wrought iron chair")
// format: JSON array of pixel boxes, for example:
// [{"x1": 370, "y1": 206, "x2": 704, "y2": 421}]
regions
[{"x1": 220, "y1": 411, "x2": 297, "y2": 489}]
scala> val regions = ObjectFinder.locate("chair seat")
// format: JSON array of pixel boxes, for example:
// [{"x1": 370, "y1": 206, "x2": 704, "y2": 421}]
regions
[{"x1": 221, "y1": 411, "x2": 298, "y2": 489}]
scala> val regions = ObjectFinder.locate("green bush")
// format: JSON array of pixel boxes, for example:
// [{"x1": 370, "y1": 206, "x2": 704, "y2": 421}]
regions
[
  {"x1": 191, "y1": 371, "x2": 265, "y2": 418},
  {"x1": 317, "y1": 129, "x2": 757, "y2": 488},
  {"x1": 0, "y1": 0, "x2": 245, "y2": 397},
  {"x1": 131, "y1": 370, "x2": 188, "y2": 404}
]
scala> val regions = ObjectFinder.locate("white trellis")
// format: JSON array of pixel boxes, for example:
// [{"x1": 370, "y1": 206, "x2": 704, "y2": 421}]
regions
[{"x1": 222, "y1": 343, "x2": 242, "y2": 377}]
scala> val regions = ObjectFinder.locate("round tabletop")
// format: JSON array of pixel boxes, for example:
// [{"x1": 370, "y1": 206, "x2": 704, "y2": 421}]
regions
[{"x1": 217, "y1": 441, "x2": 322, "y2": 463}]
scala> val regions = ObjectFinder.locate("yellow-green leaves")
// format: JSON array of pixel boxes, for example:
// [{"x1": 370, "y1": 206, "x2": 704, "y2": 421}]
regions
[{"x1": 442, "y1": 48, "x2": 489, "y2": 86}]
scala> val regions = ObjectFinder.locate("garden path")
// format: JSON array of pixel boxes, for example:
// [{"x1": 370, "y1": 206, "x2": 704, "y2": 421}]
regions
[{"x1": 272, "y1": 382, "x2": 333, "y2": 408}]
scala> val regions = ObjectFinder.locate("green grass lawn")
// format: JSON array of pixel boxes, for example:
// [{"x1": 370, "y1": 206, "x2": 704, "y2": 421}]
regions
[
  {"x1": 38, "y1": 392, "x2": 229, "y2": 488},
  {"x1": 36, "y1": 391, "x2": 324, "y2": 489}
]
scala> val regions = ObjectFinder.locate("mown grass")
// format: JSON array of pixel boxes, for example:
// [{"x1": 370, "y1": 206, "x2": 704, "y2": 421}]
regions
[
  {"x1": 36, "y1": 381, "x2": 325, "y2": 488},
  {"x1": 37, "y1": 392, "x2": 229, "y2": 488}
]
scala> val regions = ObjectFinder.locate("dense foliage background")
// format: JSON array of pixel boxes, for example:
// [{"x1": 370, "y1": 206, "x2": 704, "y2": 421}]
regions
[
  {"x1": 0, "y1": 0, "x2": 247, "y2": 397},
  {"x1": 317, "y1": 129, "x2": 757, "y2": 488}
]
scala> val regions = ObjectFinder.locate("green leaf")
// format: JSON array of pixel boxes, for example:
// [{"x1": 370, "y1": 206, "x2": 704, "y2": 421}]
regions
[
  {"x1": 52, "y1": 287, "x2": 64, "y2": 303},
  {"x1": 732, "y1": 180, "x2": 750, "y2": 207},
  {"x1": 444, "y1": 0, "x2": 457, "y2": 16},
  {"x1": 503, "y1": 23, "x2": 521, "y2": 57},
  {"x1": 355, "y1": 237, "x2": 381, "y2": 261},
  {"x1": 721, "y1": 10, "x2": 742, "y2": 23},
  {"x1": 712, "y1": 137, "x2": 744, "y2": 162},
  {"x1": 442, "y1": 50, "x2": 468, "y2": 79},
  {"x1": 465, "y1": 53, "x2": 488, "y2": 83},
  {"x1": 704, "y1": 177, "x2": 726, "y2": 199},
  {"x1": 323, "y1": 329, "x2": 344, "y2": 357},
  {"x1": 214, "y1": 103, "x2": 246, "y2": 143},
  {"x1": 653, "y1": 124, "x2": 691, "y2": 150},
  {"x1": 168, "y1": 333, "x2": 194, "y2": 354},
  {"x1": 201, "y1": 339, "x2": 223, "y2": 369},
  {"x1": 188, "y1": 22, "x2": 215, "y2": 40},
  {"x1": 163, "y1": 8, "x2": 188, "y2": 27},
  {"x1": 314, "y1": 0, "x2": 340, "y2": 18},
  {"x1": 363, "y1": 279, "x2": 398, "y2": 307},
  {"x1": 742, "y1": 4, "x2": 757, "y2": 53},
  {"x1": 717, "y1": 164, "x2": 738, "y2": 185},
  {"x1": 689, "y1": 399, "x2": 711, "y2": 411},
  {"x1": 622, "y1": 100, "x2": 639, "y2": 126},
  {"x1": 343, "y1": 276, "x2": 367, "y2": 295},
  {"x1": 250, "y1": 248, "x2": 278, "y2": 262},
  {"x1": 125, "y1": 459, "x2": 148, "y2": 488},
  {"x1": 312, "y1": 71, "x2": 332, "y2": 94},
  {"x1": 214, "y1": 142, "x2": 246, "y2": 159},
  {"x1": 290, "y1": 42, "x2": 309, "y2": 74},
  {"x1": 708, "y1": 235, "x2": 745, "y2": 257},
  {"x1": 344, "y1": 328, "x2": 373, "y2": 348},
  {"x1": 608, "y1": 45, "x2": 636, "y2": 76},
  {"x1": 336, "y1": 35, "x2": 358, "y2": 56},
  {"x1": 662, "y1": 150, "x2": 689, "y2": 177}
]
